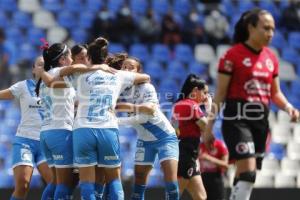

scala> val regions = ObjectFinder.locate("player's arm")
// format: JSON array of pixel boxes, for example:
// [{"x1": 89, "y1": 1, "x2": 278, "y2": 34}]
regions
[
  {"x1": 59, "y1": 64, "x2": 116, "y2": 77},
  {"x1": 196, "y1": 116, "x2": 208, "y2": 131},
  {"x1": 133, "y1": 73, "x2": 150, "y2": 85},
  {"x1": 39, "y1": 71, "x2": 67, "y2": 88},
  {"x1": 271, "y1": 77, "x2": 299, "y2": 122},
  {"x1": 116, "y1": 102, "x2": 156, "y2": 115},
  {"x1": 118, "y1": 113, "x2": 149, "y2": 125},
  {"x1": 199, "y1": 153, "x2": 229, "y2": 170},
  {"x1": 0, "y1": 89, "x2": 14, "y2": 100}
]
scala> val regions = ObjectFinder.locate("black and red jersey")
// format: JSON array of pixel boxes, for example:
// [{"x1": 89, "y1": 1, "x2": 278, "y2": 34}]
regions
[{"x1": 218, "y1": 43, "x2": 279, "y2": 105}]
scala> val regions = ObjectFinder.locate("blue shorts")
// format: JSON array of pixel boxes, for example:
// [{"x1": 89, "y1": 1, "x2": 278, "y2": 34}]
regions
[
  {"x1": 135, "y1": 135, "x2": 179, "y2": 166},
  {"x1": 12, "y1": 136, "x2": 46, "y2": 169},
  {"x1": 40, "y1": 129, "x2": 73, "y2": 168},
  {"x1": 73, "y1": 128, "x2": 121, "y2": 168}
]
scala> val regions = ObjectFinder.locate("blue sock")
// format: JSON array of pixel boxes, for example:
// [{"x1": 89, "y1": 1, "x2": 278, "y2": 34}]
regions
[
  {"x1": 54, "y1": 184, "x2": 73, "y2": 200},
  {"x1": 95, "y1": 183, "x2": 105, "y2": 200},
  {"x1": 165, "y1": 181, "x2": 179, "y2": 200},
  {"x1": 107, "y1": 179, "x2": 124, "y2": 200},
  {"x1": 41, "y1": 183, "x2": 56, "y2": 200},
  {"x1": 10, "y1": 197, "x2": 23, "y2": 200},
  {"x1": 131, "y1": 184, "x2": 146, "y2": 200},
  {"x1": 80, "y1": 182, "x2": 96, "y2": 200}
]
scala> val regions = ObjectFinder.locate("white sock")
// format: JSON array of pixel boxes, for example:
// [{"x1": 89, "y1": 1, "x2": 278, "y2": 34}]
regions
[{"x1": 230, "y1": 181, "x2": 254, "y2": 200}]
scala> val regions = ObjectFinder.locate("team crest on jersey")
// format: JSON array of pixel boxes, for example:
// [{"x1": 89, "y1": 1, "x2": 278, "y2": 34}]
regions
[
  {"x1": 265, "y1": 59, "x2": 274, "y2": 72},
  {"x1": 242, "y1": 58, "x2": 252, "y2": 67},
  {"x1": 224, "y1": 60, "x2": 233, "y2": 72}
]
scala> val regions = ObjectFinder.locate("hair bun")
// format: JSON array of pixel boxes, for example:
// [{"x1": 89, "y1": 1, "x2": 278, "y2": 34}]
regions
[{"x1": 94, "y1": 37, "x2": 108, "y2": 47}]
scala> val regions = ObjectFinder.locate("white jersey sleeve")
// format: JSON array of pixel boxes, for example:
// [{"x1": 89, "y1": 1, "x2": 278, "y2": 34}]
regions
[
  {"x1": 117, "y1": 71, "x2": 136, "y2": 92},
  {"x1": 9, "y1": 81, "x2": 24, "y2": 99}
]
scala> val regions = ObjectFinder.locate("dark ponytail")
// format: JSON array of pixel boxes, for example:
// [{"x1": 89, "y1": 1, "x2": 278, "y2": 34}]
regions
[
  {"x1": 105, "y1": 52, "x2": 128, "y2": 70},
  {"x1": 177, "y1": 74, "x2": 206, "y2": 102},
  {"x1": 35, "y1": 43, "x2": 69, "y2": 96},
  {"x1": 88, "y1": 37, "x2": 109, "y2": 64},
  {"x1": 233, "y1": 8, "x2": 271, "y2": 44}
]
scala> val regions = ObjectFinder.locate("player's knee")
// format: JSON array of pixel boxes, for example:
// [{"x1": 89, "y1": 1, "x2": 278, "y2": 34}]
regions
[
  {"x1": 15, "y1": 177, "x2": 31, "y2": 194},
  {"x1": 239, "y1": 171, "x2": 256, "y2": 183}
]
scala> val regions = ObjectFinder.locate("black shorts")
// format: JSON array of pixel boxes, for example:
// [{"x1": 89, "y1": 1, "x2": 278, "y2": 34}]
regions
[
  {"x1": 178, "y1": 138, "x2": 201, "y2": 179},
  {"x1": 222, "y1": 100, "x2": 269, "y2": 165}
]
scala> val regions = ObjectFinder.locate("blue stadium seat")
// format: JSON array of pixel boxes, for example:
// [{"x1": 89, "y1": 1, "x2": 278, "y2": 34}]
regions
[
  {"x1": 42, "y1": 0, "x2": 62, "y2": 13},
  {"x1": 144, "y1": 60, "x2": 165, "y2": 81},
  {"x1": 0, "y1": 0, "x2": 17, "y2": 12},
  {"x1": 238, "y1": 1, "x2": 255, "y2": 13},
  {"x1": 259, "y1": 0, "x2": 280, "y2": 22},
  {"x1": 129, "y1": 43, "x2": 149, "y2": 63},
  {"x1": 78, "y1": 12, "x2": 95, "y2": 29},
  {"x1": 57, "y1": 11, "x2": 77, "y2": 29},
  {"x1": 271, "y1": 31, "x2": 287, "y2": 49},
  {"x1": 152, "y1": 44, "x2": 170, "y2": 63},
  {"x1": 280, "y1": 81, "x2": 289, "y2": 96},
  {"x1": 166, "y1": 60, "x2": 187, "y2": 80},
  {"x1": 64, "y1": 0, "x2": 83, "y2": 12},
  {"x1": 12, "y1": 11, "x2": 32, "y2": 29},
  {"x1": 27, "y1": 28, "x2": 46, "y2": 46},
  {"x1": 188, "y1": 61, "x2": 207, "y2": 75},
  {"x1": 174, "y1": 44, "x2": 193, "y2": 63},
  {"x1": 109, "y1": 43, "x2": 126, "y2": 54},
  {"x1": 19, "y1": 43, "x2": 37, "y2": 61},
  {"x1": 290, "y1": 79, "x2": 300, "y2": 97},
  {"x1": 152, "y1": 0, "x2": 169, "y2": 16},
  {"x1": 173, "y1": 0, "x2": 191, "y2": 16},
  {"x1": 71, "y1": 29, "x2": 88, "y2": 44},
  {"x1": 0, "y1": 12, "x2": 9, "y2": 28},
  {"x1": 288, "y1": 32, "x2": 300, "y2": 50},
  {"x1": 281, "y1": 47, "x2": 299, "y2": 65},
  {"x1": 269, "y1": 143, "x2": 286, "y2": 160},
  {"x1": 107, "y1": 0, "x2": 124, "y2": 15},
  {"x1": 85, "y1": 0, "x2": 103, "y2": 12},
  {"x1": 130, "y1": 0, "x2": 148, "y2": 15},
  {"x1": 5, "y1": 26, "x2": 24, "y2": 44},
  {"x1": 159, "y1": 78, "x2": 179, "y2": 102}
]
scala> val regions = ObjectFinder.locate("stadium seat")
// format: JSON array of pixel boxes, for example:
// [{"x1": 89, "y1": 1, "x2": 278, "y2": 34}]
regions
[
  {"x1": 71, "y1": 29, "x2": 88, "y2": 44},
  {"x1": 174, "y1": 44, "x2": 193, "y2": 63},
  {"x1": 279, "y1": 60, "x2": 297, "y2": 81},
  {"x1": 194, "y1": 44, "x2": 216, "y2": 64},
  {"x1": 277, "y1": 110, "x2": 292, "y2": 125},
  {"x1": 166, "y1": 60, "x2": 188, "y2": 80},
  {"x1": 85, "y1": 0, "x2": 103, "y2": 12},
  {"x1": 27, "y1": 28, "x2": 46, "y2": 46},
  {"x1": 290, "y1": 79, "x2": 300, "y2": 97},
  {"x1": 18, "y1": 0, "x2": 40, "y2": 13},
  {"x1": 260, "y1": 157, "x2": 280, "y2": 176},
  {"x1": 281, "y1": 47, "x2": 299, "y2": 65},
  {"x1": 0, "y1": 0, "x2": 17, "y2": 12},
  {"x1": 78, "y1": 12, "x2": 95, "y2": 29},
  {"x1": 158, "y1": 78, "x2": 179, "y2": 102},
  {"x1": 12, "y1": 11, "x2": 32, "y2": 28},
  {"x1": 41, "y1": 0, "x2": 62, "y2": 13},
  {"x1": 57, "y1": 11, "x2": 77, "y2": 29},
  {"x1": 0, "y1": 12, "x2": 9, "y2": 28},
  {"x1": 271, "y1": 31, "x2": 287, "y2": 50},
  {"x1": 144, "y1": 60, "x2": 165, "y2": 81},
  {"x1": 274, "y1": 173, "x2": 296, "y2": 188},
  {"x1": 152, "y1": 0, "x2": 169, "y2": 16},
  {"x1": 33, "y1": 10, "x2": 56, "y2": 29},
  {"x1": 129, "y1": 43, "x2": 149, "y2": 63},
  {"x1": 216, "y1": 44, "x2": 230, "y2": 59},
  {"x1": 188, "y1": 60, "x2": 207, "y2": 75},
  {"x1": 130, "y1": 0, "x2": 148, "y2": 16},
  {"x1": 19, "y1": 43, "x2": 37, "y2": 61},
  {"x1": 109, "y1": 43, "x2": 126, "y2": 54},
  {"x1": 238, "y1": 1, "x2": 255, "y2": 13},
  {"x1": 288, "y1": 32, "x2": 300, "y2": 50},
  {"x1": 47, "y1": 26, "x2": 68, "y2": 44},
  {"x1": 64, "y1": 0, "x2": 83, "y2": 12},
  {"x1": 287, "y1": 141, "x2": 300, "y2": 160},
  {"x1": 268, "y1": 110, "x2": 277, "y2": 128},
  {"x1": 271, "y1": 123, "x2": 292, "y2": 144},
  {"x1": 173, "y1": 0, "x2": 191, "y2": 16},
  {"x1": 152, "y1": 44, "x2": 170, "y2": 63},
  {"x1": 107, "y1": 0, "x2": 124, "y2": 15},
  {"x1": 293, "y1": 124, "x2": 300, "y2": 143},
  {"x1": 5, "y1": 27, "x2": 24, "y2": 44},
  {"x1": 255, "y1": 172, "x2": 274, "y2": 188},
  {"x1": 281, "y1": 157, "x2": 299, "y2": 176},
  {"x1": 269, "y1": 142, "x2": 286, "y2": 160}
]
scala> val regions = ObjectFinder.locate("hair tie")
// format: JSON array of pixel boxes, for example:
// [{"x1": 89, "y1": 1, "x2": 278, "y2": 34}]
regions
[{"x1": 40, "y1": 38, "x2": 49, "y2": 50}]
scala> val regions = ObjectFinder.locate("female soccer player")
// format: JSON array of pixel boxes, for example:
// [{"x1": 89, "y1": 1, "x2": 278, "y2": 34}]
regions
[
  {"x1": 118, "y1": 57, "x2": 180, "y2": 200},
  {"x1": 0, "y1": 56, "x2": 52, "y2": 200},
  {"x1": 204, "y1": 8, "x2": 299, "y2": 200},
  {"x1": 71, "y1": 44, "x2": 89, "y2": 65},
  {"x1": 172, "y1": 74, "x2": 209, "y2": 200}
]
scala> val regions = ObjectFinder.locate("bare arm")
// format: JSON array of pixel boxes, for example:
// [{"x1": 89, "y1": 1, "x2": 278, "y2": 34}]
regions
[
  {"x1": 40, "y1": 71, "x2": 67, "y2": 88},
  {"x1": 133, "y1": 73, "x2": 150, "y2": 85},
  {"x1": 271, "y1": 77, "x2": 299, "y2": 122},
  {"x1": 200, "y1": 153, "x2": 229, "y2": 170},
  {"x1": 0, "y1": 89, "x2": 14, "y2": 100},
  {"x1": 196, "y1": 116, "x2": 208, "y2": 131},
  {"x1": 59, "y1": 64, "x2": 116, "y2": 77},
  {"x1": 116, "y1": 102, "x2": 156, "y2": 115},
  {"x1": 118, "y1": 114, "x2": 149, "y2": 125}
]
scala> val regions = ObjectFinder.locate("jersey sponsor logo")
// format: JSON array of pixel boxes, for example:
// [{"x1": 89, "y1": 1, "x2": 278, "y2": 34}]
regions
[
  {"x1": 86, "y1": 74, "x2": 117, "y2": 86},
  {"x1": 244, "y1": 79, "x2": 271, "y2": 96},
  {"x1": 235, "y1": 142, "x2": 255, "y2": 155},
  {"x1": 187, "y1": 167, "x2": 194, "y2": 177},
  {"x1": 224, "y1": 60, "x2": 233, "y2": 72},
  {"x1": 265, "y1": 58, "x2": 274, "y2": 72},
  {"x1": 252, "y1": 71, "x2": 270, "y2": 78},
  {"x1": 242, "y1": 58, "x2": 252, "y2": 67},
  {"x1": 52, "y1": 154, "x2": 64, "y2": 160},
  {"x1": 135, "y1": 147, "x2": 145, "y2": 162}
]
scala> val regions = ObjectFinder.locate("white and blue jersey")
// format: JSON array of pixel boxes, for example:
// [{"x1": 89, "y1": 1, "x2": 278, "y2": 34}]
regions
[
  {"x1": 9, "y1": 80, "x2": 46, "y2": 168},
  {"x1": 118, "y1": 83, "x2": 179, "y2": 165},
  {"x1": 39, "y1": 67, "x2": 75, "y2": 167},
  {"x1": 64, "y1": 69, "x2": 136, "y2": 167}
]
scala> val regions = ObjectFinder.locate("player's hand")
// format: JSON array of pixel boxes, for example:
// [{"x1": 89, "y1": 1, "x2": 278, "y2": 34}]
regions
[
  {"x1": 287, "y1": 107, "x2": 300, "y2": 122},
  {"x1": 136, "y1": 104, "x2": 156, "y2": 115},
  {"x1": 35, "y1": 66, "x2": 45, "y2": 77},
  {"x1": 203, "y1": 121, "x2": 215, "y2": 150}
]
